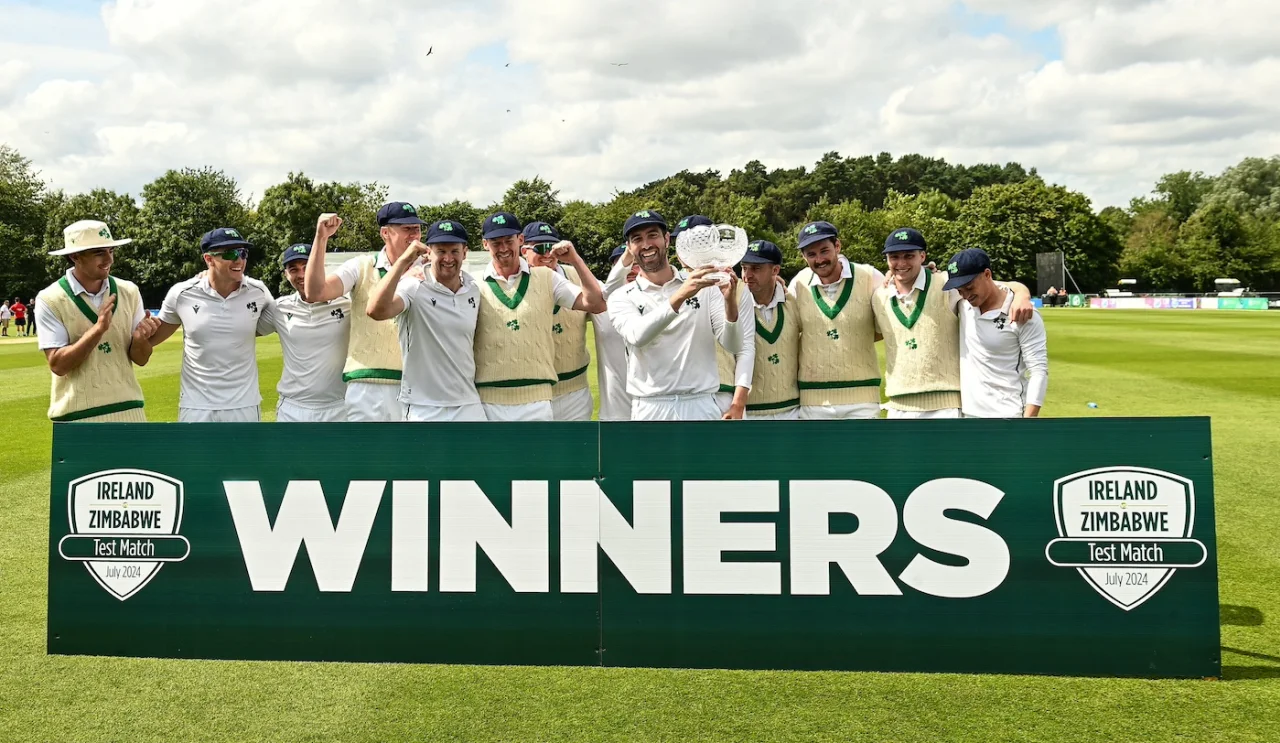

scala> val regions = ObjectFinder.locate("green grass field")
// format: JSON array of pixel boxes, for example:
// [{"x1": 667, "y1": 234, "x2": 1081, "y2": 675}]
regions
[{"x1": 2, "y1": 310, "x2": 1279, "y2": 742}]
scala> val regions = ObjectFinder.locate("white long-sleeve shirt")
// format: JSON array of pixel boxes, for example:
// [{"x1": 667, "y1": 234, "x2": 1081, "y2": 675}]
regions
[
  {"x1": 608, "y1": 270, "x2": 742, "y2": 399},
  {"x1": 592, "y1": 259, "x2": 635, "y2": 420},
  {"x1": 727, "y1": 285, "x2": 756, "y2": 391},
  {"x1": 959, "y1": 287, "x2": 1049, "y2": 418}
]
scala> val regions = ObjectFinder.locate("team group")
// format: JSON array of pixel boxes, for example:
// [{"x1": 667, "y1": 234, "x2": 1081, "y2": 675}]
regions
[{"x1": 33, "y1": 202, "x2": 1048, "y2": 423}]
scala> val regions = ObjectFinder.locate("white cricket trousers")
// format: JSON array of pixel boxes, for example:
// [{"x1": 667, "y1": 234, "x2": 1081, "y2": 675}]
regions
[
  {"x1": 345, "y1": 382, "x2": 404, "y2": 422},
  {"x1": 179, "y1": 406, "x2": 260, "y2": 422},
  {"x1": 276, "y1": 398, "x2": 348, "y2": 422},
  {"x1": 631, "y1": 393, "x2": 721, "y2": 421},
  {"x1": 552, "y1": 388, "x2": 593, "y2": 421}
]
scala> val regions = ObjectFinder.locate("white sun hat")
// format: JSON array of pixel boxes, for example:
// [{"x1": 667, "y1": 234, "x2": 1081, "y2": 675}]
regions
[{"x1": 51, "y1": 220, "x2": 134, "y2": 256}]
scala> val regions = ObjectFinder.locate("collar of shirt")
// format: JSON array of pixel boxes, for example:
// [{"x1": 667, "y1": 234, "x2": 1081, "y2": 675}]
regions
[
  {"x1": 893, "y1": 268, "x2": 929, "y2": 300},
  {"x1": 423, "y1": 269, "x2": 477, "y2": 295},
  {"x1": 635, "y1": 268, "x2": 687, "y2": 293},
  {"x1": 804, "y1": 256, "x2": 853, "y2": 287},
  {"x1": 279, "y1": 293, "x2": 333, "y2": 309},
  {"x1": 375, "y1": 249, "x2": 394, "y2": 271},
  {"x1": 755, "y1": 283, "x2": 786, "y2": 310},
  {"x1": 978, "y1": 286, "x2": 1015, "y2": 320},
  {"x1": 64, "y1": 268, "x2": 110, "y2": 299},
  {"x1": 196, "y1": 273, "x2": 253, "y2": 300},
  {"x1": 482, "y1": 256, "x2": 530, "y2": 282}
]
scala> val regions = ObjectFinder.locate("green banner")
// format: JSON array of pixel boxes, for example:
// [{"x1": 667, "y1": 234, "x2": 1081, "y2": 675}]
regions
[
  {"x1": 47, "y1": 419, "x2": 1220, "y2": 678},
  {"x1": 1068, "y1": 293, "x2": 1087, "y2": 307}
]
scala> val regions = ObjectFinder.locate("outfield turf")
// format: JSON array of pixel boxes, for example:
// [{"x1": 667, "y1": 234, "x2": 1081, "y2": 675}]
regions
[{"x1": 1, "y1": 310, "x2": 1278, "y2": 742}]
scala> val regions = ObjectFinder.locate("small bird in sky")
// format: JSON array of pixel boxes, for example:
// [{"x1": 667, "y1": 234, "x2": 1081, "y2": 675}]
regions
[
  {"x1": 425, "y1": 46, "x2": 433, "y2": 57},
  {"x1": 611, "y1": 62, "x2": 628, "y2": 66},
  {"x1": 505, "y1": 63, "x2": 510, "y2": 67}
]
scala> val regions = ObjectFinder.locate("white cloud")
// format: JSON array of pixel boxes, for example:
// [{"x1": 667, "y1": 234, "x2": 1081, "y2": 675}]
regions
[{"x1": 0, "y1": 0, "x2": 1276, "y2": 214}]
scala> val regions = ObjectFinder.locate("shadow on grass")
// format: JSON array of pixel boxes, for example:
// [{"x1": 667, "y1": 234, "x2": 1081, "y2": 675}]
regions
[
  {"x1": 1220, "y1": 605, "x2": 1264, "y2": 627},
  {"x1": 1221, "y1": 646, "x2": 1280, "y2": 681}
]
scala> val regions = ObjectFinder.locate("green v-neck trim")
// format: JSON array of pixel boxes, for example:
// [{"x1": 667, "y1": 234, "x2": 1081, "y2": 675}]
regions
[
  {"x1": 811, "y1": 277, "x2": 854, "y2": 320},
  {"x1": 485, "y1": 272, "x2": 531, "y2": 311},
  {"x1": 59, "y1": 276, "x2": 117, "y2": 324},
  {"x1": 890, "y1": 270, "x2": 930, "y2": 329},
  {"x1": 756, "y1": 302, "x2": 785, "y2": 344}
]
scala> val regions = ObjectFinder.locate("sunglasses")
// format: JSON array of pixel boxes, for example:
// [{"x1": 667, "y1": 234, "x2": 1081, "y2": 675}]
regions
[
  {"x1": 206, "y1": 247, "x2": 249, "y2": 261},
  {"x1": 530, "y1": 242, "x2": 562, "y2": 255}
]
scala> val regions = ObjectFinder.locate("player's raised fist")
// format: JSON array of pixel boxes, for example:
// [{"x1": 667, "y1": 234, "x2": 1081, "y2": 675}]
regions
[
  {"x1": 316, "y1": 213, "x2": 343, "y2": 240},
  {"x1": 549, "y1": 240, "x2": 575, "y2": 259}
]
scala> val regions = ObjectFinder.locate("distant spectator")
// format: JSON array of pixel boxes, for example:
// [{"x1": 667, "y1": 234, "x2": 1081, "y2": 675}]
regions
[
  {"x1": 27, "y1": 298, "x2": 36, "y2": 336},
  {"x1": 0, "y1": 300, "x2": 10, "y2": 336},
  {"x1": 11, "y1": 297, "x2": 27, "y2": 336}
]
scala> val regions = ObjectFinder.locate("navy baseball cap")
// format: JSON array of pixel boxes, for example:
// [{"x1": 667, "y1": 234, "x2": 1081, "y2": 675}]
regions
[
  {"x1": 522, "y1": 221, "x2": 561, "y2": 244},
  {"x1": 741, "y1": 240, "x2": 782, "y2": 265},
  {"x1": 883, "y1": 227, "x2": 928, "y2": 254},
  {"x1": 279, "y1": 243, "x2": 311, "y2": 266},
  {"x1": 943, "y1": 248, "x2": 992, "y2": 290},
  {"x1": 623, "y1": 209, "x2": 668, "y2": 238},
  {"x1": 797, "y1": 221, "x2": 838, "y2": 250},
  {"x1": 670, "y1": 214, "x2": 712, "y2": 239},
  {"x1": 610, "y1": 245, "x2": 627, "y2": 263},
  {"x1": 482, "y1": 212, "x2": 522, "y2": 239},
  {"x1": 200, "y1": 227, "x2": 251, "y2": 252},
  {"x1": 377, "y1": 202, "x2": 426, "y2": 227},
  {"x1": 426, "y1": 219, "x2": 469, "y2": 244}
]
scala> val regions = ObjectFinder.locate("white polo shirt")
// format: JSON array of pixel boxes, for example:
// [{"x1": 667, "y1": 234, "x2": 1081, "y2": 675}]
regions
[
  {"x1": 481, "y1": 257, "x2": 583, "y2": 309},
  {"x1": 36, "y1": 269, "x2": 148, "y2": 349},
  {"x1": 959, "y1": 287, "x2": 1049, "y2": 418},
  {"x1": 394, "y1": 270, "x2": 483, "y2": 407},
  {"x1": 158, "y1": 274, "x2": 275, "y2": 410},
  {"x1": 264, "y1": 293, "x2": 351, "y2": 408},
  {"x1": 607, "y1": 269, "x2": 742, "y2": 399}
]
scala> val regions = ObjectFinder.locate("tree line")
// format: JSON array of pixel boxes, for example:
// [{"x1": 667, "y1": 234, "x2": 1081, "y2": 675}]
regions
[{"x1": 3, "y1": 144, "x2": 1279, "y2": 305}]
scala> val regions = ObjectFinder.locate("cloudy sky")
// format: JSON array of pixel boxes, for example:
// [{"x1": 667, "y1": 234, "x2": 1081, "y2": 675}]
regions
[{"x1": 1, "y1": 0, "x2": 1276, "y2": 210}]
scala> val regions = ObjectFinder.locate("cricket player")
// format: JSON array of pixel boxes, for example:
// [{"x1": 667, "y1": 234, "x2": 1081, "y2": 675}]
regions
[
  {"x1": 260, "y1": 243, "x2": 351, "y2": 422},
  {"x1": 366, "y1": 219, "x2": 486, "y2": 422},
  {"x1": 0, "y1": 301, "x2": 9, "y2": 336},
  {"x1": 739, "y1": 240, "x2": 800, "y2": 419},
  {"x1": 788, "y1": 221, "x2": 886, "y2": 420},
  {"x1": 520, "y1": 220, "x2": 593, "y2": 421},
  {"x1": 593, "y1": 244, "x2": 640, "y2": 421},
  {"x1": 944, "y1": 248, "x2": 1049, "y2": 418},
  {"x1": 872, "y1": 228, "x2": 1033, "y2": 419},
  {"x1": 608, "y1": 209, "x2": 743, "y2": 421},
  {"x1": 475, "y1": 211, "x2": 606, "y2": 422},
  {"x1": 35, "y1": 219, "x2": 162, "y2": 422},
  {"x1": 671, "y1": 216, "x2": 756, "y2": 421},
  {"x1": 302, "y1": 203, "x2": 425, "y2": 422},
  {"x1": 150, "y1": 227, "x2": 276, "y2": 422}
]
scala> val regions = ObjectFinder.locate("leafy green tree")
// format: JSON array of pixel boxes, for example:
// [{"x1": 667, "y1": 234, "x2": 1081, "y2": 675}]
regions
[
  {"x1": 134, "y1": 167, "x2": 250, "y2": 303},
  {"x1": 0, "y1": 146, "x2": 53, "y2": 300},
  {"x1": 256, "y1": 172, "x2": 386, "y2": 292},
  {"x1": 417, "y1": 200, "x2": 485, "y2": 249},
  {"x1": 499, "y1": 176, "x2": 564, "y2": 226},
  {"x1": 1178, "y1": 201, "x2": 1276, "y2": 290},
  {"x1": 1153, "y1": 171, "x2": 1215, "y2": 224},
  {"x1": 1202, "y1": 156, "x2": 1280, "y2": 221},
  {"x1": 1118, "y1": 210, "x2": 1191, "y2": 291},
  {"x1": 952, "y1": 179, "x2": 1121, "y2": 290}
]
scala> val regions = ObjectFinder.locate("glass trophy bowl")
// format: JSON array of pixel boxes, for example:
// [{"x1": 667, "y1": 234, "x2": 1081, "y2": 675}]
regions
[{"x1": 675, "y1": 224, "x2": 748, "y2": 284}]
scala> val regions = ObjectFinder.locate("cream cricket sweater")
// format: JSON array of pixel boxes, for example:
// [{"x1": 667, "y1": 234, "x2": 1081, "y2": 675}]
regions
[
  {"x1": 474, "y1": 267, "x2": 558, "y2": 405},
  {"x1": 343, "y1": 256, "x2": 402, "y2": 384},
  {"x1": 551, "y1": 264, "x2": 591, "y2": 398},
  {"x1": 873, "y1": 270, "x2": 962, "y2": 412},
  {"x1": 747, "y1": 300, "x2": 800, "y2": 416},
  {"x1": 39, "y1": 276, "x2": 146, "y2": 422},
  {"x1": 794, "y1": 266, "x2": 881, "y2": 407}
]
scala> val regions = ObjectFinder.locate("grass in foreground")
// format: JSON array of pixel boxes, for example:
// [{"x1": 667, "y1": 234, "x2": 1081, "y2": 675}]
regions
[{"x1": 1, "y1": 310, "x2": 1278, "y2": 742}]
